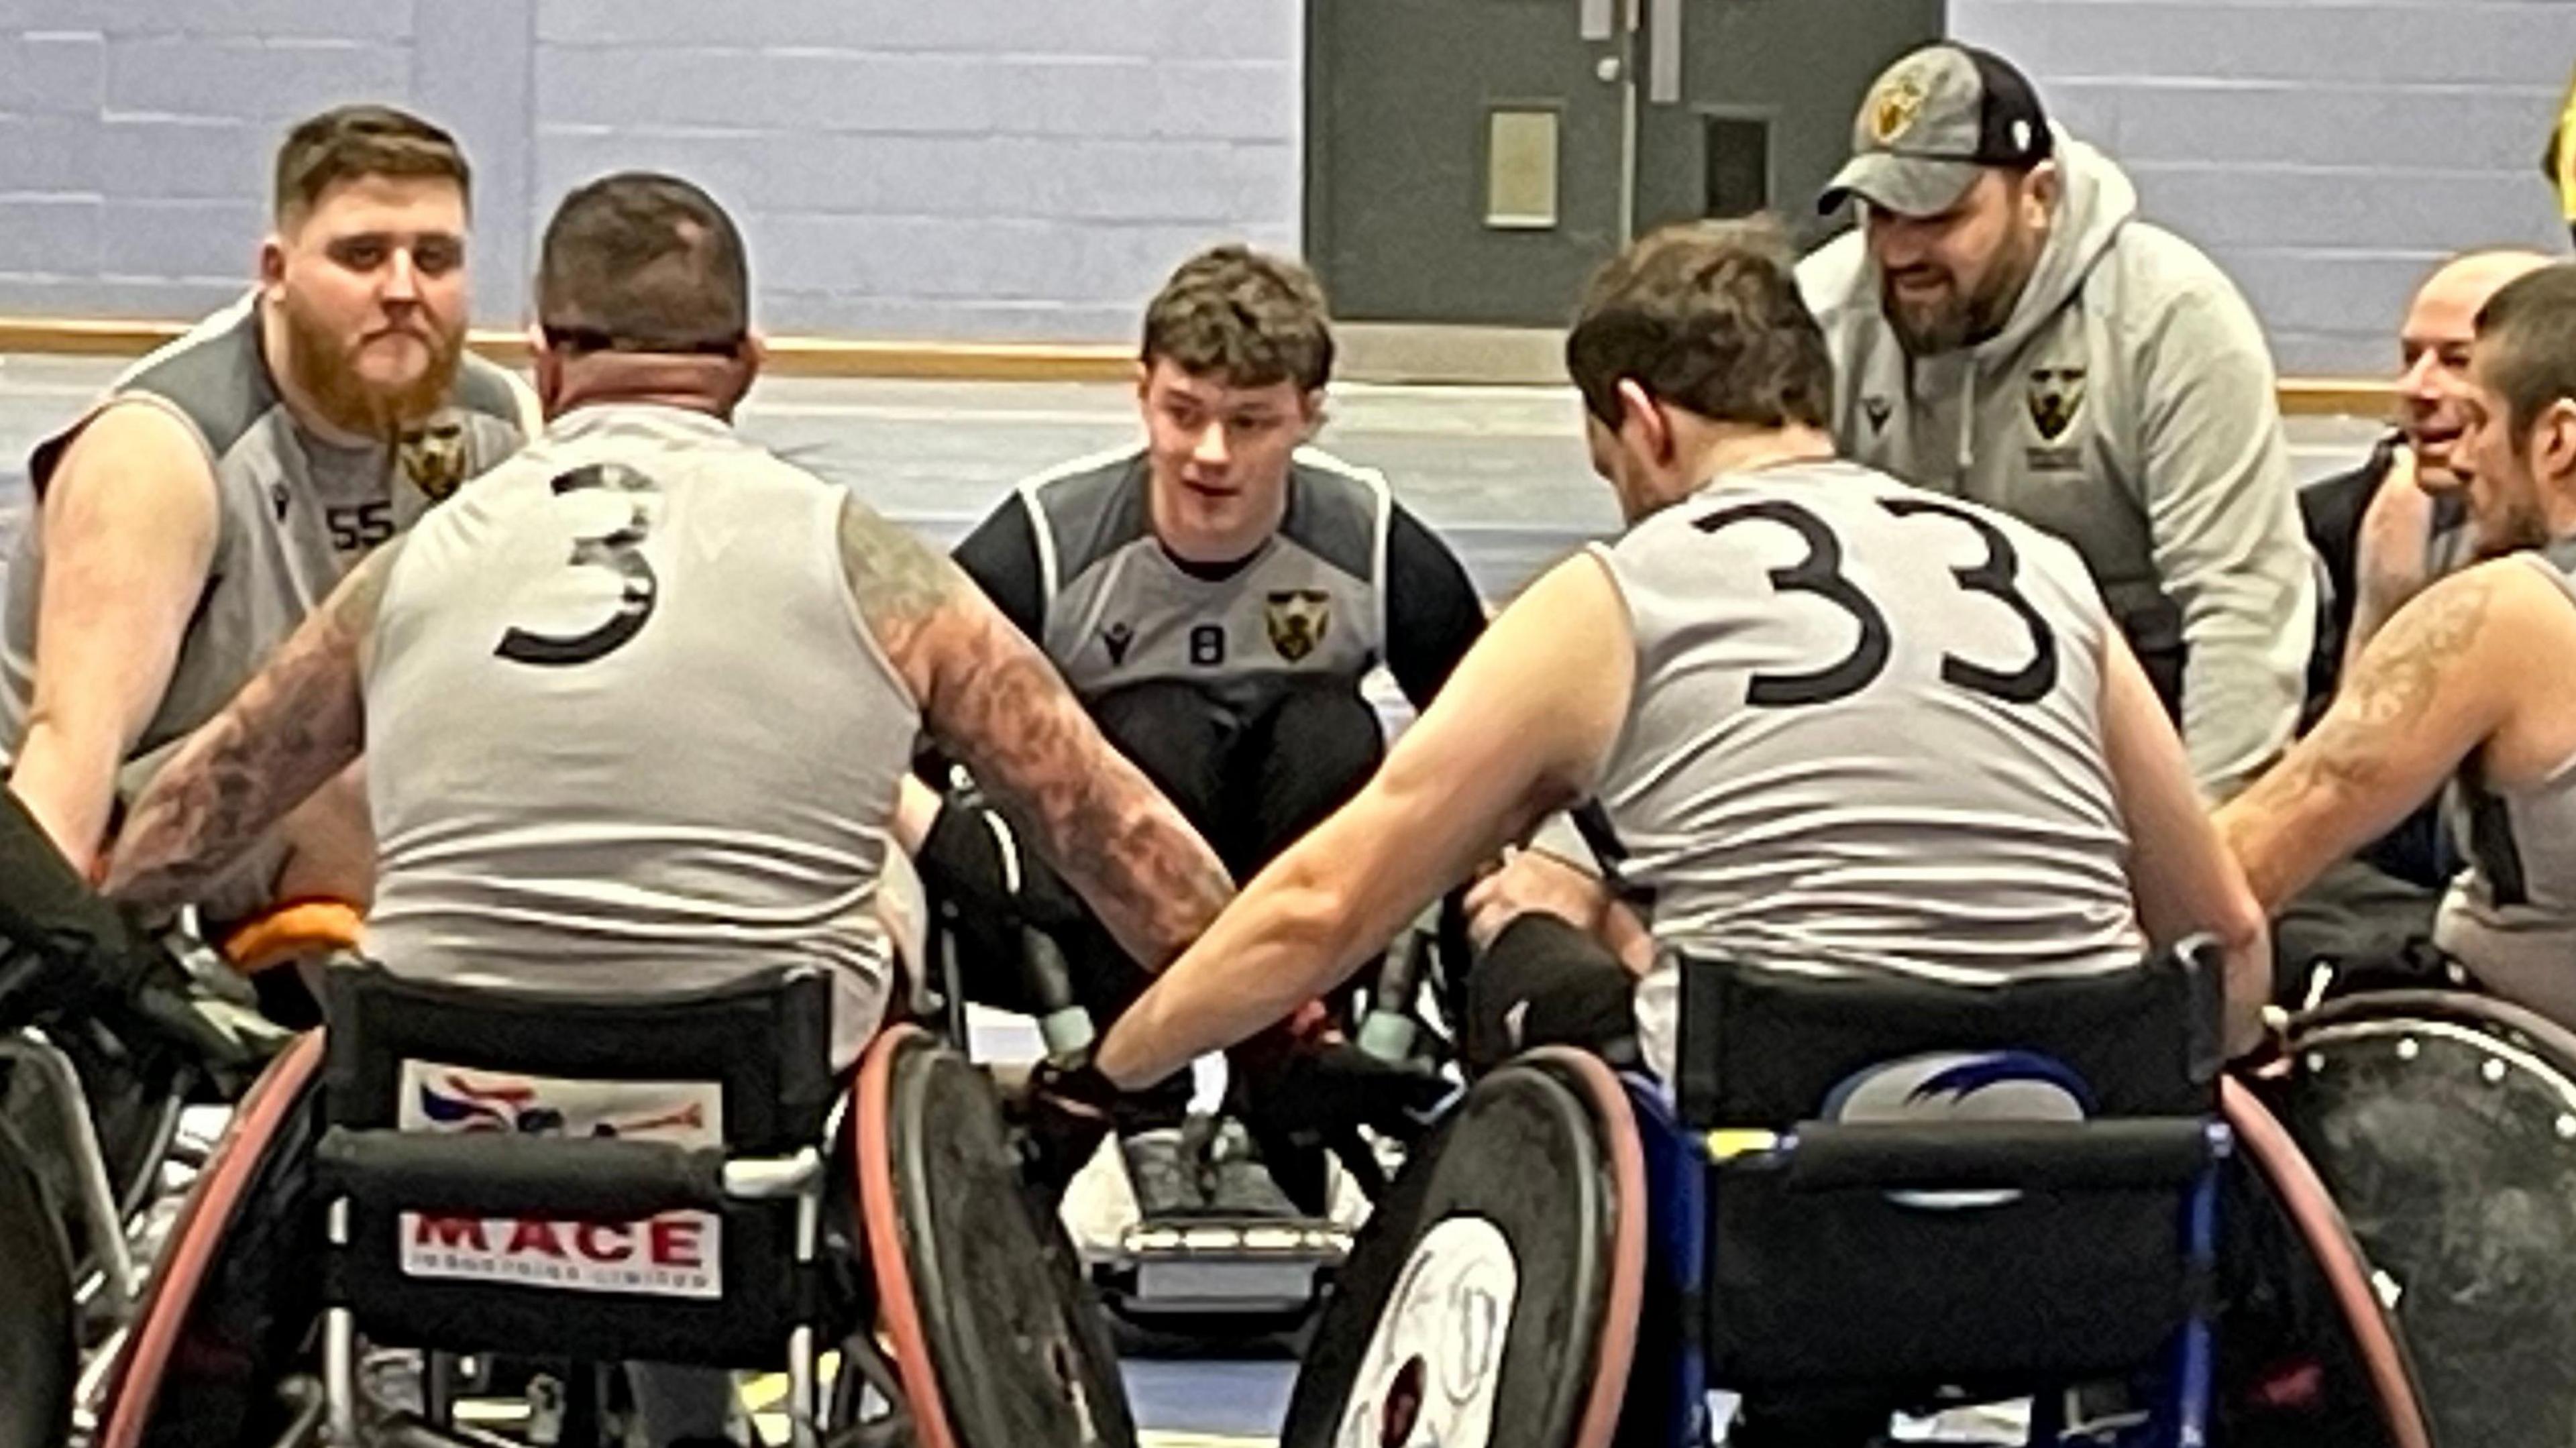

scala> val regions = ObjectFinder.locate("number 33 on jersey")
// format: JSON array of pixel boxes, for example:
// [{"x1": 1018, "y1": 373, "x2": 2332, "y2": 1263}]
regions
[{"x1": 1597, "y1": 460, "x2": 2112, "y2": 738}]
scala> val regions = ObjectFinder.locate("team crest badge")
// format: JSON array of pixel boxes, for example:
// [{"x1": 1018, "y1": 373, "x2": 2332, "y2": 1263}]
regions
[
  {"x1": 1868, "y1": 71, "x2": 1929, "y2": 146},
  {"x1": 1265, "y1": 590, "x2": 1331, "y2": 663},
  {"x1": 397, "y1": 421, "x2": 470, "y2": 502},
  {"x1": 2026, "y1": 366, "x2": 2088, "y2": 442}
]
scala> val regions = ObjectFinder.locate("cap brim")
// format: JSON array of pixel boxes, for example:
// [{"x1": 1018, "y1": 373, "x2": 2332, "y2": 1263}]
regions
[{"x1": 1816, "y1": 153, "x2": 1984, "y2": 217}]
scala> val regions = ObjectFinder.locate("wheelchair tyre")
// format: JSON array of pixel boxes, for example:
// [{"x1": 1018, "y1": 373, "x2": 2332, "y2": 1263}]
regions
[
  {"x1": 0, "y1": 1114, "x2": 73, "y2": 1448},
  {"x1": 1281, "y1": 1046, "x2": 1644, "y2": 1448},
  {"x1": 98, "y1": 1030, "x2": 326, "y2": 1448},
  {"x1": 857, "y1": 1023, "x2": 1135, "y2": 1448},
  {"x1": 2221, "y1": 1076, "x2": 2435, "y2": 1448},
  {"x1": 2275, "y1": 990, "x2": 2576, "y2": 1448}
]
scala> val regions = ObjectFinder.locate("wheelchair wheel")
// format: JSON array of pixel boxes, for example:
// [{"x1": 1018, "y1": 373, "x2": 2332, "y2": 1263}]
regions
[
  {"x1": 2220, "y1": 1076, "x2": 2436, "y2": 1448},
  {"x1": 0, "y1": 1113, "x2": 73, "y2": 1448},
  {"x1": 1281, "y1": 1046, "x2": 1644, "y2": 1448},
  {"x1": 857, "y1": 1022, "x2": 1136, "y2": 1448},
  {"x1": 2271, "y1": 990, "x2": 2576, "y2": 1448},
  {"x1": 98, "y1": 1030, "x2": 327, "y2": 1448}
]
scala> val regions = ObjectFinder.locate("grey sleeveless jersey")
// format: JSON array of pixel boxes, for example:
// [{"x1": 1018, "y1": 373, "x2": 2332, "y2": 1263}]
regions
[
  {"x1": 362, "y1": 405, "x2": 920, "y2": 1064},
  {"x1": 0, "y1": 293, "x2": 528, "y2": 772},
  {"x1": 1603, "y1": 461, "x2": 2147, "y2": 1080},
  {"x1": 1018, "y1": 447, "x2": 1392, "y2": 709},
  {"x1": 2436, "y1": 539, "x2": 2576, "y2": 1025}
]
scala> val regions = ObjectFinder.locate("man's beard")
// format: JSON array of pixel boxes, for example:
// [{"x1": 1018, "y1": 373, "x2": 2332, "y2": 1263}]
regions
[
  {"x1": 1884, "y1": 229, "x2": 2041, "y2": 359},
  {"x1": 276, "y1": 294, "x2": 466, "y2": 441},
  {"x1": 2473, "y1": 492, "x2": 2552, "y2": 559}
]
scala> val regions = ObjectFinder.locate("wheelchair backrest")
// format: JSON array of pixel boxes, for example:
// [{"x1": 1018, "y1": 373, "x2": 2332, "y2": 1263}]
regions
[
  {"x1": 1670, "y1": 942, "x2": 2222, "y2": 1129},
  {"x1": 318, "y1": 962, "x2": 841, "y2": 1367},
  {"x1": 1673, "y1": 946, "x2": 2229, "y2": 1394},
  {"x1": 324, "y1": 962, "x2": 838, "y2": 1148}
]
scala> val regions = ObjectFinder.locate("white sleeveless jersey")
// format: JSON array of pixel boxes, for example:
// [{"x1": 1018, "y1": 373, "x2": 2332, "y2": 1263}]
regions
[
  {"x1": 362, "y1": 404, "x2": 919, "y2": 1063},
  {"x1": 2436, "y1": 539, "x2": 2576, "y2": 1025},
  {"x1": 1597, "y1": 461, "x2": 2147, "y2": 1080}
]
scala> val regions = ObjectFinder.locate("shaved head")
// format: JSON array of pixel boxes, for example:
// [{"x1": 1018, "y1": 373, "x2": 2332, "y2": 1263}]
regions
[
  {"x1": 2398, "y1": 248, "x2": 2557, "y2": 479},
  {"x1": 2418, "y1": 248, "x2": 2555, "y2": 311}
]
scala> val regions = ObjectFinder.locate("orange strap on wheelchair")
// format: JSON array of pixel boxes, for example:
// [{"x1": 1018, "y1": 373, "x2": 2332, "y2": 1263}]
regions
[{"x1": 219, "y1": 899, "x2": 364, "y2": 976}]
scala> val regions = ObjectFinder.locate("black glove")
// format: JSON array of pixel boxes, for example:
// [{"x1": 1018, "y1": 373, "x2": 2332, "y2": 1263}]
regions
[
  {"x1": 1010, "y1": 1052, "x2": 1126, "y2": 1205},
  {"x1": 918, "y1": 789, "x2": 1086, "y2": 932},
  {"x1": 1231, "y1": 1038, "x2": 1456, "y2": 1147},
  {"x1": 0, "y1": 792, "x2": 172, "y2": 1032}
]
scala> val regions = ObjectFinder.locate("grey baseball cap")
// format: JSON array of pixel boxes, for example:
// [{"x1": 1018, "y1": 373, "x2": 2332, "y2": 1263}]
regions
[{"x1": 1819, "y1": 44, "x2": 2053, "y2": 217}]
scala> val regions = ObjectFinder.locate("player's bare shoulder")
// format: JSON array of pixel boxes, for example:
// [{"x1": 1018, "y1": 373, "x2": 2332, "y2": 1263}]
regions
[
  {"x1": 834, "y1": 490, "x2": 957, "y2": 651},
  {"x1": 47, "y1": 398, "x2": 219, "y2": 506}
]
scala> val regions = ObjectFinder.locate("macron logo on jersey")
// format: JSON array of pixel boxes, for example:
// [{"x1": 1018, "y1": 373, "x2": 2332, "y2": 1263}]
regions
[{"x1": 1102, "y1": 621, "x2": 1135, "y2": 665}]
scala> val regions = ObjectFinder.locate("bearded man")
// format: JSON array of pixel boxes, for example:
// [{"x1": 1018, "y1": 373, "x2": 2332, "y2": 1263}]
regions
[
  {"x1": 0, "y1": 104, "x2": 531, "y2": 984},
  {"x1": 1798, "y1": 44, "x2": 2314, "y2": 801}
]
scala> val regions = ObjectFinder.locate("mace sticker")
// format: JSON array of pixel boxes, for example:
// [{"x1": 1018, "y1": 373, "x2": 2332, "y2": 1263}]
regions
[{"x1": 396, "y1": 1060, "x2": 726, "y2": 1300}]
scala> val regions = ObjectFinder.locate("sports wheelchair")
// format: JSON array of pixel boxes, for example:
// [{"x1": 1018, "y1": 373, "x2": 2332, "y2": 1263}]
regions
[
  {"x1": 0, "y1": 917, "x2": 293, "y2": 1448},
  {"x1": 94, "y1": 961, "x2": 1132, "y2": 1448},
  {"x1": 1285, "y1": 946, "x2": 2448, "y2": 1448}
]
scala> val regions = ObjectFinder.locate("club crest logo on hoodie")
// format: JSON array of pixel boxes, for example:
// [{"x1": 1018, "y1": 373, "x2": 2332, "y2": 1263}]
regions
[{"x1": 2025, "y1": 366, "x2": 2088, "y2": 470}]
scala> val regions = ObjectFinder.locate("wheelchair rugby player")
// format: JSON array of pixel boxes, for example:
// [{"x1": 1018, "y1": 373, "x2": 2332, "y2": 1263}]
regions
[{"x1": 85, "y1": 171, "x2": 1234, "y2": 1448}]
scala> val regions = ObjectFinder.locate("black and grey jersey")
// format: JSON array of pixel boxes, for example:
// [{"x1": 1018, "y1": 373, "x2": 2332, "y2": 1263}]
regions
[
  {"x1": 0, "y1": 292, "x2": 529, "y2": 769},
  {"x1": 952, "y1": 446, "x2": 1483, "y2": 716}
]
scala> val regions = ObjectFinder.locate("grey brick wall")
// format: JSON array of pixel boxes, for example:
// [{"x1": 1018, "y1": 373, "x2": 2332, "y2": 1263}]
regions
[
  {"x1": 527, "y1": 0, "x2": 1299, "y2": 341},
  {"x1": 1, "y1": 1, "x2": 2561, "y2": 367},
  {"x1": 0, "y1": 0, "x2": 1301, "y2": 341},
  {"x1": 1955, "y1": 1, "x2": 2574, "y2": 374},
  {"x1": 0, "y1": 1, "x2": 441, "y2": 322}
]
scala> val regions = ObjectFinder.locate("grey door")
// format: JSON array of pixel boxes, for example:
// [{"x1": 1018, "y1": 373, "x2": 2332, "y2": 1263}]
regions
[
  {"x1": 1630, "y1": 0, "x2": 1945, "y2": 244},
  {"x1": 1304, "y1": 0, "x2": 1628, "y2": 327},
  {"x1": 1306, "y1": 1, "x2": 1946, "y2": 325}
]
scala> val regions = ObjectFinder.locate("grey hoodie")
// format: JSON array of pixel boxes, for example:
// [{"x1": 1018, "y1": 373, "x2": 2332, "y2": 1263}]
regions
[{"x1": 1797, "y1": 133, "x2": 2312, "y2": 797}]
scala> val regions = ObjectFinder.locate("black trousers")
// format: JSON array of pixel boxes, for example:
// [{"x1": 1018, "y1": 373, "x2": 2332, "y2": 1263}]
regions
[
  {"x1": 922, "y1": 677, "x2": 1384, "y2": 1129},
  {"x1": 1069, "y1": 675, "x2": 1385, "y2": 999}
]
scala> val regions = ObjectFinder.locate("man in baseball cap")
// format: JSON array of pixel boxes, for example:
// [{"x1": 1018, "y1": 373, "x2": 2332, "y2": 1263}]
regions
[
  {"x1": 1800, "y1": 44, "x2": 2315, "y2": 808},
  {"x1": 1819, "y1": 42, "x2": 2053, "y2": 226}
]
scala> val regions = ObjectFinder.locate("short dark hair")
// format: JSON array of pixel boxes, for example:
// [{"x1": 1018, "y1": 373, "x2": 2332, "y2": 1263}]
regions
[
  {"x1": 537, "y1": 172, "x2": 750, "y2": 356},
  {"x1": 273, "y1": 105, "x2": 470, "y2": 225},
  {"x1": 1140, "y1": 245, "x2": 1334, "y2": 392},
  {"x1": 2476, "y1": 262, "x2": 2576, "y2": 443},
  {"x1": 1565, "y1": 217, "x2": 1831, "y2": 432}
]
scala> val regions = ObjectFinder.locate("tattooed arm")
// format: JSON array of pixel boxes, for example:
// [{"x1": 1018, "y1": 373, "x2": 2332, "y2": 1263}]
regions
[
  {"x1": 2217, "y1": 561, "x2": 2521, "y2": 911},
  {"x1": 103, "y1": 544, "x2": 399, "y2": 910},
  {"x1": 838, "y1": 496, "x2": 1231, "y2": 968}
]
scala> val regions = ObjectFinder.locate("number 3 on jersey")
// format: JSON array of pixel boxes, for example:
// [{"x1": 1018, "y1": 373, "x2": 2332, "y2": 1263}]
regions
[
  {"x1": 496, "y1": 463, "x2": 660, "y2": 668},
  {"x1": 1695, "y1": 495, "x2": 2056, "y2": 708}
]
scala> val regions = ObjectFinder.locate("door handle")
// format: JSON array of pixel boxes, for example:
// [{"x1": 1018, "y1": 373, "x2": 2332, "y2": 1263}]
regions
[
  {"x1": 1578, "y1": 0, "x2": 1614, "y2": 41},
  {"x1": 1646, "y1": 0, "x2": 1681, "y2": 103}
]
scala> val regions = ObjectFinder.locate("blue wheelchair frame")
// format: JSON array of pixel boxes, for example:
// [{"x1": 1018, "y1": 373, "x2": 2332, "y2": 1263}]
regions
[
  {"x1": 1621, "y1": 946, "x2": 2238, "y2": 1448},
  {"x1": 1624, "y1": 1076, "x2": 2231, "y2": 1448}
]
